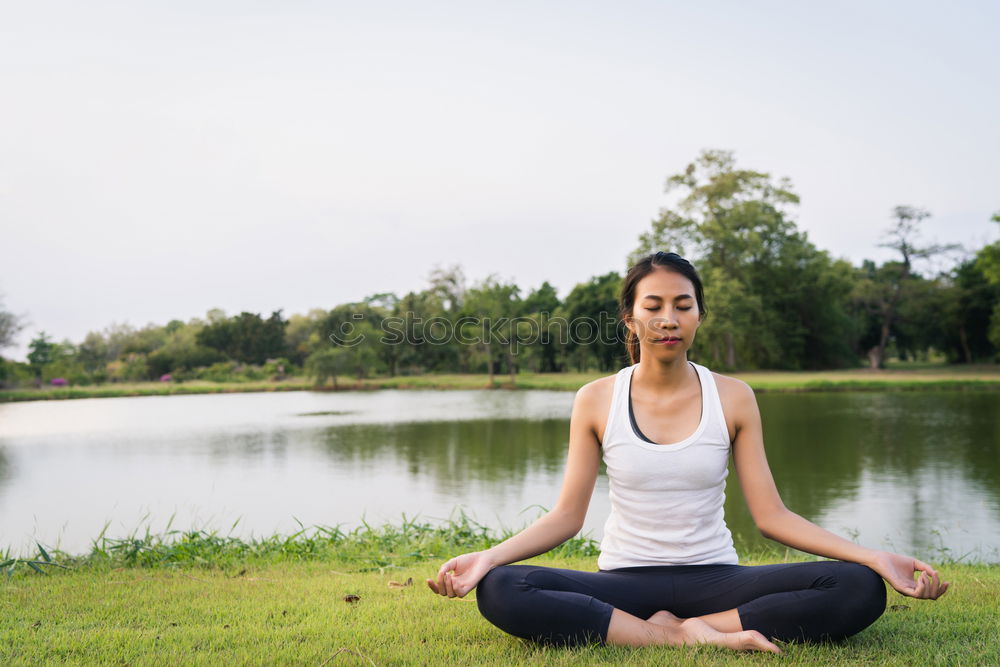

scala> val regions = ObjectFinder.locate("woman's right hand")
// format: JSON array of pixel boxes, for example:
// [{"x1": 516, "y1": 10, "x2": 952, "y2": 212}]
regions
[
  {"x1": 425, "y1": 551, "x2": 495, "y2": 598},
  {"x1": 424, "y1": 383, "x2": 604, "y2": 599}
]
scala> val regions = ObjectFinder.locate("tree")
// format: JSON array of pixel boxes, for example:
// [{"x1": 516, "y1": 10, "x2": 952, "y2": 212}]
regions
[
  {"x1": 146, "y1": 319, "x2": 225, "y2": 377},
  {"x1": 77, "y1": 331, "x2": 110, "y2": 374},
  {"x1": 196, "y1": 311, "x2": 289, "y2": 364},
  {"x1": 521, "y1": 282, "x2": 562, "y2": 372},
  {"x1": 975, "y1": 211, "x2": 1000, "y2": 353},
  {"x1": 389, "y1": 289, "x2": 448, "y2": 375},
  {"x1": 103, "y1": 322, "x2": 137, "y2": 361},
  {"x1": 940, "y1": 258, "x2": 997, "y2": 362},
  {"x1": 27, "y1": 332, "x2": 56, "y2": 378},
  {"x1": 317, "y1": 302, "x2": 390, "y2": 378},
  {"x1": 361, "y1": 294, "x2": 401, "y2": 377},
  {"x1": 854, "y1": 207, "x2": 960, "y2": 369},
  {"x1": 523, "y1": 281, "x2": 560, "y2": 315},
  {"x1": 121, "y1": 324, "x2": 168, "y2": 356},
  {"x1": 461, "y1": 276, "x2": 523, "y2": 385},
  {"x1": 632, "y1": 149, "x2": 854, "y2": 369},
  {"x1": 285, "y1": 308, "x2": 328, "y2": 366},
  {"x1": 305, "y1": 347, "x2": 353, "y2": 388},
  {"x1": 0, "y1": 296, "x2": 26, "y2": 352},
  {"x1": 560, "y1": 271, "x2": 623, "y2": 372},
  {"x1": 426, "y1": 264, "x2": 467, "y2": 314}
]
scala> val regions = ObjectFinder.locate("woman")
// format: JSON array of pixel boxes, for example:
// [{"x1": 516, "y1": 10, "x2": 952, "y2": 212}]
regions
[{"x1": 426, "y1": 251, "x2": 949, "y2": 653}]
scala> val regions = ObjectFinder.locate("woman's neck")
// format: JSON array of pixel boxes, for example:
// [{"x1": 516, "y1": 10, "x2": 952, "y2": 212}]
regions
[{"x1": 633, "y1": 355, "x2": 694, "y2": 392}]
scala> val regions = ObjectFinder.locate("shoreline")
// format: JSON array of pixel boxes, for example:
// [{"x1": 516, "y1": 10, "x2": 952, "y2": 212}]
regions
[
  {"x1": 2, "y1": 366, "x2": 1000, "y2": 402},
  {"x1": 4, "y1": 516, "x2": 996, "y2": 567}
]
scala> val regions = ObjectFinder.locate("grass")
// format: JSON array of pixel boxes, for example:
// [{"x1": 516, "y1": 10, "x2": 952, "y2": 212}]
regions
[
  {"x1": 1, "y1": 514, "x2": 602, "y2": 574},
  {"x1": 3, "y1": 364, "x2": 1000, "y2": 402},
  {"x1": 2, "y1": 518, "x2": 998, "y2": 665}
]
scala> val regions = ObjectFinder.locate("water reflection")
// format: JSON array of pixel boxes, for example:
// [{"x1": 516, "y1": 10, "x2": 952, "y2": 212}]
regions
[
  {"x1": 0, "y1": 389, "x2": 997, "y2": 561},
  {"x1": 727, "y1": 392, "x2": 1000, "y2": 559},
  {"x1": 312, "y1": 418, "x2": 569, "y2": 480},
  {"x1": 0, "y1": 446, "x2": 10, "y2": 485}
]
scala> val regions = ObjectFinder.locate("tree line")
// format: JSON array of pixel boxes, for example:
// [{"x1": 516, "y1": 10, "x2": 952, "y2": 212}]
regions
[{"x1": 2, "y1": 150, "x2": 998, "y2": 388}]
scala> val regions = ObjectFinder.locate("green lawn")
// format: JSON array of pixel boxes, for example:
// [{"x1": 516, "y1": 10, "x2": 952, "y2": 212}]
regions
[
  {"x1": 3, "y1": 364, "x2": 1000, "y2": 402},
  {"x1": 2, "y1": 519, "x2": 997, "y2": 665},
  {"x1": 3, "y1": 557, "x2": 997, "y2": 665}
]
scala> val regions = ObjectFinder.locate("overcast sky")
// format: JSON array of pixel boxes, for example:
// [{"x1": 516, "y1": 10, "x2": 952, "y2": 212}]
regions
[{"x1": 2, "y1": 1, "x2": 998, "y2": 360}]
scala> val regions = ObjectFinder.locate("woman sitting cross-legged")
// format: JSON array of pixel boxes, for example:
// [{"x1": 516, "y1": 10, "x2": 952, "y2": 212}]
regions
[{"x1": 426, "y1": 251, "x2": 949, "y2": 654}]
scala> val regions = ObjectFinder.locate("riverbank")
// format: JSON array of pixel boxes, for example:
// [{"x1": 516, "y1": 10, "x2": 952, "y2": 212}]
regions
[
  {"x1": 3, "y1": 520, "x2": 998, "y2": 665},
  {"x1": 2, "y1": 364, "x2": 999, "y2": 402}
]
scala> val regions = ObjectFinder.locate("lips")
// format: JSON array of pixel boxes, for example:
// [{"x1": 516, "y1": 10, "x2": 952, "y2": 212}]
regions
[{"x1": 654, "y1": 337, "x2": 681, "y2": 344}]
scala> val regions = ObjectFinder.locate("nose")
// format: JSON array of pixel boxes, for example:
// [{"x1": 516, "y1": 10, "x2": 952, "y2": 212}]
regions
[{"x1": 654, "y1": 310, "x2": 678, "y2": 329}]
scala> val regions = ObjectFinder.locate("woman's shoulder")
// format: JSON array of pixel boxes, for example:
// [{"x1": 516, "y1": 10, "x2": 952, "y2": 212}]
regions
[
  {"x1": 574, "y1": 369, "x2": 626, "y2": 417},
  {"x1": 700, "y1": 366, "x2": 757, "y2": 413},
  {"x1": 575, "y1": 371, "x2": 619, "y2": 405},
  {"x1": 574, "y1": 372, "x2": 622, "y2": 444}
]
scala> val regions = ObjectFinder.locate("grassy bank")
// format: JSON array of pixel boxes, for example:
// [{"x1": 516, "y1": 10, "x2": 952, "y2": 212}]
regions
[
  {"x1": 0, "y1": 378, "x2": 315, "y2": 403},
  {"x1": 3, "y1": 365, "x2": 1000, "y2": 403},
  {"x1": 6, "y1": 559, "x2": 998, "y2": 665},
  {"x1": 2, "y1": 520, "x2": 998, "y2": 665}
]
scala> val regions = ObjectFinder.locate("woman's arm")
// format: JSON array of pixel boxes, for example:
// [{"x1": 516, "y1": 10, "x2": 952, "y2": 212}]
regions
[
  {"x1": 426, "y1": 380, "x2": 604, "y2": 597},
  {"x1": 725, "y1": 377, "x2": 949, "y2": 600}
]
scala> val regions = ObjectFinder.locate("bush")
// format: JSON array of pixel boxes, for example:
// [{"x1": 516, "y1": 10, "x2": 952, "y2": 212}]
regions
[
  {"x1": 42, "y1": 359, "x2": 92, "y2": 386},
  {"x1": 194, "y1": 361, "x2": 240, "y2": 383},
  {"x1": 239, "y1": 364, "x2": 268, "y2": 381},
  {"x1": 305, "y1": 347, "x2": 353, "y2": 387},
  {"x1": 148, "y1": 345, "x2": 225, "y2": 377},
  {"x1": 263, "y1": 357, "x2": 294, "y2": 379},
  {"x1": 0, "y1": 358, "x2": 35, "y2": 388},
  {"x1": 106, "y1": 354, "x2": 151, "y2": 382}
]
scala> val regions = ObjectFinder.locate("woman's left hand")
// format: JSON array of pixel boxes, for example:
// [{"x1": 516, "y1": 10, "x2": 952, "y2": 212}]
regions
[{"x1": 867, "y1": 550, "x2": 950, "y2": 600}]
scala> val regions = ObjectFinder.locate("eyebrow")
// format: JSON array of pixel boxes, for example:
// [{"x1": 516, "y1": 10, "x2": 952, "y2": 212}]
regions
[{"x1": 641, "y1": 294, "x2": 694, "y2": 301}]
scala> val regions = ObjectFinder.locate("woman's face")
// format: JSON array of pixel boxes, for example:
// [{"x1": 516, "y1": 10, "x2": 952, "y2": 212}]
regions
[{"x1": 626, "y1": 267, "x2": 702, "y2": 358}]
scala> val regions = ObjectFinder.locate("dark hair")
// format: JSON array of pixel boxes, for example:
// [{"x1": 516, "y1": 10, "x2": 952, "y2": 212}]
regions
[{"x1": 620, "y1": 251, "x2": 707, "y2": 364}]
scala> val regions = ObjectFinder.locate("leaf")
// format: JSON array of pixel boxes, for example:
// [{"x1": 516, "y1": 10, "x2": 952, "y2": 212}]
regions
[
  {"x1": 0, "y1": 559, "x2": 14, "y2": 569},
  {"x1": 388, "y1": 577, "x2": 414, "y2": 589},
  {"x1": 36, "y1": 543, "x2": 52, "y2": 563},
  {"x1": 26, "y1": 561, "x2": 47, "y2": 575}
]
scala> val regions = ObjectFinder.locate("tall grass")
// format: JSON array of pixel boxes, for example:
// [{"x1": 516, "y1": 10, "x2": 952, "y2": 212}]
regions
[
  {"x1": 2, "y1": 513, "x2": 602, "y2": 577},
  {"x1": 6, "y1": 511, "x2": 988, "y2": 580}
]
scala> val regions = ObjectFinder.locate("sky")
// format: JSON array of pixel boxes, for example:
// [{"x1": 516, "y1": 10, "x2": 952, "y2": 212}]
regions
[{"x1": 2, "y1": 0, "x2": 998, "y2": 360}]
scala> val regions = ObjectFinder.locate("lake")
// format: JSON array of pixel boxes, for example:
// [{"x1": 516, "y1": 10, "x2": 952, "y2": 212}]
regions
[{"x1": 1, "y1": 388, "x2": 998, "y2": 562}]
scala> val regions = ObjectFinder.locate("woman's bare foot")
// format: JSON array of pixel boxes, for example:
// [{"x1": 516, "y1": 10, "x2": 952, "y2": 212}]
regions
[{"x1": 647, "y1": 610, "x2": 781, "y2": 654}]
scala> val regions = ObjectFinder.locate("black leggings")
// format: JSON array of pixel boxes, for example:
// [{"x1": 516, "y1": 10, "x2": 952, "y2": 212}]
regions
[{"x1": 475, "y1": 561, "x2": 887, "y2": 646}]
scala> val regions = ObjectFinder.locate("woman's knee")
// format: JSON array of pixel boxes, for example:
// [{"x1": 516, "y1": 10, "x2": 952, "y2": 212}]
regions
[
  {"x1": 842, "y1": 563, "x2": 886, "y2": 611},
  {"x1": 829, "y1": 563, "x2": 887, "y2": 638},
  {"x1": 475, "y1": 565, "x2": 530, "y2": 628}
]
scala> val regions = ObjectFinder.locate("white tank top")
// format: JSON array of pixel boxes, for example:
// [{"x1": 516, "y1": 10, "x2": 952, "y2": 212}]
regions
[{"x1": 597, "y1": 361, "x2": 739, "y2": 570}]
